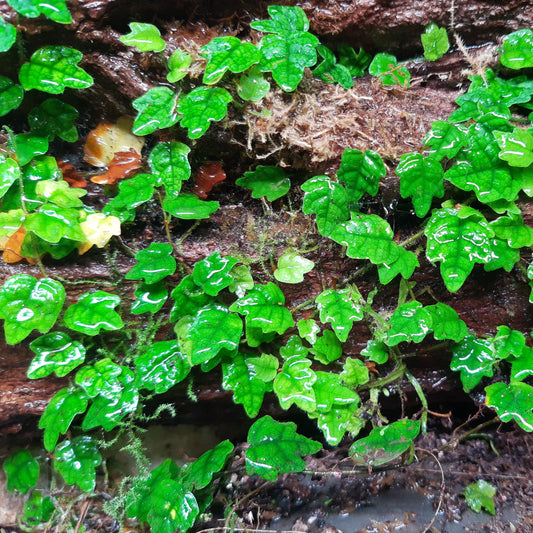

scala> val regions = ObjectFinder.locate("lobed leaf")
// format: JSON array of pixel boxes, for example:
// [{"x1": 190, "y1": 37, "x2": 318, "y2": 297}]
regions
[
  {"x1": 500, "y1": 29, "x2": 533, "y2": 70},
  {"x1": 126, "y1": 243, "x2": 176, "y2": 285},
  {"x1": 424, "y1": 120, "x2": 468, "y2": 161},
  {"x1": 192, "y1": 251, "x2": 238, "y2": 296},
  {"x1": 131, "y1": 282, "x2": 168, "y2": 314},
  {"x1": 313, "y1": 45, "x2": 354, "y2": 89},
  {"x1": 463, "y1": 480, "x2": 496, "y2": 515},
  {"x1": 0, "y1": 76, "x2": 23, "y2": 116},
  {"x1": 7, "y1": 0, "x2": 71, "y2": 23},
  {"x1": 162, "y1": 193, "x2": 219, "y2": 219},
  {"x1": 104, "y1": 174, "x2": 156, "y2": 222},
  {"x1": 251, "y1": 5, "x2": 309, "y2": 34},
  {"x1": 167, "y1": 48, "x2": 192, "y2": 83},
  {"x1": 368, "y1": 53, "x2": 410, "y2": 87},
  {"x1": 237, "y1": 66, "x2": 270, "y2": 101},
  {"x1": 485, "y1": 381, "x2": 533, "y2": 432},
  {"x1": 421, "y1": 23, "x2": 449, "y2": 61},
  {"x1": 3, "y1": 450, "x2": 39, "y2": 494},
  {"x1": 274, "y1": 250, "x2": 314, "y2": 284},
  {"x1": 236, "y1": 165, "x2": 290, "y2": 201},
  {"x1": 28, "y1": 98, "x2": 79, "y2": 142},
  {"x1": 337, "y1": 44, "x2": 371, "y2": 77},
  {"x1": 494, "y1": 127, "x2": 533, "y2": 167},
  {"x1": 148, "y1": 141, "x2": 191, "y2": 194},
  {"x1": 377, "y1": 247, "x2": 419, "y2": 285},
  {"x1": 120, "y1": 22, "x2": 166, "y2": 53},
  {"x1": 132, "y1": 87, "x2": 179, "y2": 136},
  {"x1": 274, "y1": 351, "x2": 316, "y2": 412}
]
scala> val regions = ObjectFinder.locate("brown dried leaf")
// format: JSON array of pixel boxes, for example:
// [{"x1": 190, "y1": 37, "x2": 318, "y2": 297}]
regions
[
  {"x1": 90, "y1": 149, "x2": 143, "y2": 185},
  {"x1": 2, "y1": 227, "x2": 36, "y2": 264},
  {"x1": 193, "y1": 161, "x2": 226, "y2": 199},
  {"x1": 57, "y1": 160, "x2": 87, "y2": 188}
]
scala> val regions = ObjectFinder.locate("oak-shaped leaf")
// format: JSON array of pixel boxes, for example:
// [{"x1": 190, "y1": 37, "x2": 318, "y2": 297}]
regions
[
  {"x1": 28, "y1": 99, "x2": 79, "y2": 142},
  {"x1": 126, "y1": 243, "x2": 176, "y2": 285},
  {"x1": 24, "y1": 204, "x2": 85, "y2": 243},
  {"x1": 463, "y1": 480, "x2": 496, "y2": 515},
  {"x1": 485, "y1": 381, "x2": 533, "y2": 432},
  {"x1": 120, "y1": 22, "x2": 166, "y2": 53},
  {"x1": 236, "y1": 165, "x2": 290, "y2": 201},
  {"x1": 423, "y1": 120, "x2": 468, "y2": 162},
  {"x1": 494, "y1": 127, "x2": 533, "y2": 168},
  {"x1": 7, "y1": 0, "x2": 72, "y2": 23},
  {"x1": 131, "y1": 282, "x2": 168, "y2": 314},
  {"x1": 104, "y1": 173, "x2": 156, "y2": 222},
  {"x1": 132, "y1": 87, "x2": 179, "y2": 136},
  {"x1": 3, "y1": 449, "x2": 39, "y2": 494},
  {"x1": 169, "y1": 275, "x2": 213, "y2": 322},
  {"x1": 148, "y1": 141, "x2": 191, "y2": 194},
  {"x1": 274, "y1": 250, "x2": 314, "y2": 283},
  {"x1": 421, "y1": 23, "x2": 449, "y2": 61},
  {"x1": 192, "y1": 251, "x2": 238, "y2": 296},
  {"x1": 377, "y1": 246, "x2": 419, "y2": 285}
]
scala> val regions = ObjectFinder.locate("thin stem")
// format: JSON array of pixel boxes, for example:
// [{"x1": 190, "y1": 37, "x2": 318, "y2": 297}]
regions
[{"x1": 404, "y1": 368, "x2": 428, "y2": 434}]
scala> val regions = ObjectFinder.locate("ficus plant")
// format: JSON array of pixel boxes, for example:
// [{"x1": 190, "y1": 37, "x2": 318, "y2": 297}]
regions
[{"x1": 1, "y1": 2, "x2": 533, "y2": 530}]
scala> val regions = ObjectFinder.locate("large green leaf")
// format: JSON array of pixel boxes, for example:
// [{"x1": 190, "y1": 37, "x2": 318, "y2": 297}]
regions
[
  {"x1": 75, "y1": 358, "x2": 124, "y2": 399},
  {"x1": 500, "y1": 29, "x2": 533, "y2": 70},
  {"x1": 3, "y1": 450, "x2": 39, "y2": 494},
  {"x1": 19, "y1": 46, "x2": 93, "y2": 94},
  {"x1": 120, "y1": 22, "x2": 166, "y2": 52},
  {"x1": 132, "y1": 87, "x2": 179, "y2": 136},
  {"x1": 28, "y1": 99, "x2": 79, "y2": 142},
  {"x1": 25, "y1": 204, "x2": 84, "y2": 243},
  {"x1": 0, "y1": 76, "x2": 23, "y2": 116},
  {"x1": 235, "y1": 166, "x2": 290, "y2": 201},
  {"x1": 126, "y1": 243, "x2": 176, "y2": 285},
  {"x1": 245, "y1": 416, "x2": 321, "y2": 481},
  {"x1": 192, "y1": 251, "x2": 238, "y2": 296},
  {"x1": 148, "y1": 141, "x2": 191, "y2": 194},
  {"x1": 7, "y1": 0, "x2": 72, "y2": 23},
  {"x1": 485, "y1": 381, "x2": 533, "y2": 431},
  {"x1": 387, "y1": 302, "x2": 432, "y2": 346},
  {"x1": 0, "y1": 275, "x2": 65, "y2": 344}
]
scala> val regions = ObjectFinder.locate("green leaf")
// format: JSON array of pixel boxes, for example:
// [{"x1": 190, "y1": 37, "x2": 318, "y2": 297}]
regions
[
  {"x1": 169, "y1": 275, "x2": 213, "y2": 322},
  {"x1": 178, "y1": 86, "x2": 232, "y2": 139},
  {"x1": 511, "y1": 346, "x2": 533, "y2": 382},
  {"x1": 491, "y1": 326, "x2": 526, "y2": 361},
  {"x1": 311, "y1": 404, "x2": 360, "y2": 446},
  {"x1": 424, "y1": 206, "x2": 495, "y2": 292},
  {"x1": 187, "y1": 304, "x2": 243, "y2": 365},
  {"x1": 39, "y1": 387, "x2": 88, "y2": 451},
  {"x1": 361, "y1": 340, "x2": 389, "y2": 364},
  {"x1": 336, "y1": 148, "x2": 385, "y2": 202},
  {"x1": 7, "y1": 0, "x2": 72, "y2": 23},
  {"x1": 9, "y1": 133, "x2": 48, "y2": 166},
  {"x1": 421, "y1": 23, "x2": 449, "y2": 61},
  {"x1": 368, "y1": 53, "x2": 410, "y2": 87},
  {"x1": 54, "y1": 436, "x2": 102, "y2": 492},
  {"x1": 341, "y1": 357, "x2": 370, "y2": 386},
  {"x1": 494, "y1": 127, "x2": 533, "y2": 167},
  {"x1": 312, "y1": 370, "x2": 359, "y2": 412},
  {"x1": 28, "y1": 98, "x2": 79, "y2": 142},
  {"x1": 132, "y1": 87, "x2": 179, "y2": 136},
  {"x1": 246, "y1": 353, "x2": 279, "y2": 382},
  {"x1": 301, "y1": 175, "x2": 349, "y2": 236},
  {"x1": 315, "y1": 287, "x2": 363, "y2": 342},
  {"x1": 246, "y1": 415, "x2": 321, "y2": 481},
  {"x1": 0, "y1": 76, "x2": 23, "y2": 116},
  {"x1": 424, "y1": 120, "x2": 468, "y2": 162},
  {"x1": 0, "y1": 15, "x2": 16, "y2": 52},
  {"x1": 426, "y1": 303, "x2": 468, "y2": 342},
  {"x1": 387, "y1": 302, "x2": 432, "y2": 346},
  {"x1": 36, "y1": 179, "x2": 85, "y2": 208},
  {"x1": 396, "y1": 153, "x2": 444, "y2": 217},
  {"x1": 104, "y1": 174, "x2": 155, "y2": 222},
  {"x1": 28, "y1": 332, "x2": 85, "y2": 379},
  {"x1": 337, "y1": 44, "x2": 371, "y2": 77},
  {"x1": 135, "y1": 340, "x2": 191, "y2": 394},
  {"x1": 350, "y1": 419, "x2": 421, "y2": 468},
  {"x1": 120, "y1": 22, "x2": 166, "y2": 53},
  {"x1": 192, "y1": 251, "x2": 238, "y2": 296},
  {"x1": 236, "y1": 165, "x2": 290, "y2": 201},
  {"x1": 0, "y1": 157, "x2": 21, "y2": 199},
  {"x1": 131, "y1": 282, "x2": 168, "y2": 314},
  {"x1": 23, "y1": 490, "x2": 55, "y2": 526},
  {"x1": 463, "y1": 480, "x2": 496, "y2": 515},
  {"x1": 230, "y1": 282, "x2": 293, "y2": 335},
  {"x1": 148, "y1": 141, "x2": 191, "y2": 194},
  {"x1": 0, "y1": 275, "x2": 65, "y2": 344},
  {"x1": 483, "y1": 237, "x2": 520, "y2": 272},
  {"x1": 311, "y1": 330, "x2": 342, "y2": 365},
  {"x1": 377, "y1": 247, "x2": 419, "y2": 285},
  {"x1": 75, "y1": 358, "x2": 123, "y2": 399},
  {"x1": 313, "y1": 45, "x2": 354, "y2": 89},
  {"x1": 64, "y1": 290, "x2": 123, "y2": 336},
  {"x1": 228, "y1": 264, "x2": 254, "y2": 297},
  {"x1": 450, "y1": 335, "x2": 499, "y2": 392},
  {"x1": 19, "y1": 46, "x2": 93, "y2": 94},
  {"x1": 274, "y1": 250, "x2": 314, "y2": 283},
  {"x1": 237, "y1": 65, "x2": 270, "y2": 101},
  {"x1": 297, "y1": 318, "x2": 320, "y2": 344},
  {"x1": 25, "y1": 204, "x2": 84, "y2": 243},
  {"x1": 500, "y1": 29, "x2": 533, "y2": 70},
  {"x1": 485, "y1": 381, "x2": 533, "y2": 431},
  {"x1": 126, "y1": 243, "x2": 176, "y2": 285},
  {"x1": 489, "y1": 213, "x2": 533, "y2": 248},
  {"x1": 222, "y1": 354, "x2": 268, "y2": 417},
  {"x1": 167, "y1": 48, "x2": 192, "y2": 83},
  {"x1": 200, "y1": 36, "x2": 260, "y2": 84},
  {"x1": 251, "y1": 5, "x2": 310, "y2": 35},
  {"x1": 0, "y1": 209, "x2": 24, "y2": 239},
  {"x1": 162, "y1": 193, "x2": 219, "y2": 219},
  {"x1": 3, "y1": 450, "x2": 39, "y2": 494}
]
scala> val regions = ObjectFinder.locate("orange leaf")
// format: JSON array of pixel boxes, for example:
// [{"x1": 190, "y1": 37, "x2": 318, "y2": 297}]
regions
[
  {"x1": 57, "y1": 160, "x2": 87, "y2": 188},
  {"x1": 90, "y1": 149, "x2": 143, "y2": 185},
  {"x1": 193, "y1": 161, "x2": 226, "y2": 199},
  {"x1": 2, "y1": 227, "x2": 36, "y2": 264}
]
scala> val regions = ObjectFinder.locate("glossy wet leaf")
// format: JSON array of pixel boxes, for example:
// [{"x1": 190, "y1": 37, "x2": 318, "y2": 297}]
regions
[
  {"x1": 9, "y1": 132, "x2": 48, "y2": 166},
  {"x1": 0, "y1": 76, "x2": 23, "y2": 116},
  {"x1": 135, "y1": 340, "x2": 191, "y2": 394},
  {"x1": 301, "y1": 175, "x2": 349, "y2": 236},
  {"x1": 315, "y1": 287, "x2": 363, "y2": 342},
  {"x1": 500, "y1": 29, "x2": 533, "y2": 70},
  {"x1": 377, "y1": 246, "x2": 419, "y2": 285},
  {"x1": 421, "y1": 23, "x2": 449, "y2": 61},
  {"x1": 162, "y1": 193, "x2": 219, "y2": 219},
  {"x1": 311, "y1": 330, "x2": 342, "y2": 365},
  {"x1": 236, "y1": 165, "x2": 290, "y2": 201},
  {"x1": 192, "y1": 251, "x2": 238, "y2": 296},
  {"x1": 387, "y1": 302, "x2": 432, "y2": 346},
  {"x1": 246, "y1": 353, "x2": 279, "y2": 382},
  {"x1": 104, "y1": 174, "x2": 155, "y2": 222},
  {"x1": 126, "y1": 243, "x2": 176, "y2": 285},
  {"x1": 178, "y1": 86, "x2": 232, "y2": 139},
  {"x1": 19, "y1": 46, "x2": 93, "y2": 94},
  {"x1": 0, "y1": 275, "x2": 65, "y2": 344},
  {"x1": 491, "y1": 326, "x2": 526, "y2": 362},
  {"x1": 237, "y1": 66, "x2": 270, "y2": 101},
  {"x1": 228, "y1": 264, "x2": 254, "y2": 297},
  {"x1": 485, "y1": 381, "x2": 533, "y2": 431},
  {"x1": 463, "y1": 480, "x2": 496, "y2": 515},
  {"x1": 0, "y1": 16, "x2": 16, "y2": 52},
  {"x1": 131, "y1": 282, "x2": 167, "y2": 314},
  {"x1": 39, "y1": 386, "x2": 88, "y2": 451},
  {"x1": 222, "y1": 354, "x2": 268, "y2": 417},
  {"x1": 274, "y1": 351, "x2": 316, "y2": 412},
  {"x1": 425, "y1": 206, "x2": 495, "y2": 292},
  {"x1": 337, "y1": 44, "x2": 371, "y2": 77},
  {"x1": 312, "y1": 371, "x2": 359, "y2": 412},
  {"x1": 0, "y1": 209, "x2": 24, "y2": 239},
  {"x1": 341, "y1": 357, "x2": 370, "y2": 386},
  {"x1": 361, "y1": 340, "x2": 389, "y2": 364},
  {"x1": 396, "y1": 153, "x2": 444, "y2": 217},
  {"x1": 120, "y1": 22, "x2": 166, "y2": 53},
  {"x1": 251, "y1": 5, "x2": 309, "y2": 34},
  {"x1": 78, "y1": 213, "x2": 121, "y2": 254},
  {"x1": 148, "y1": 141, "x2": 191, "y2": 194},
  {"x1": 337, "y1": 148, "x2": 385, "y2": 203},
  {"x1": 200, "y1": 36, "x2": 260, "y2": 84},
  {"x1": 54, "y1": 436, "x2": 102, "y2": 491},
  {"x1": 169, "y1": 275, "x2": 213, "y2": 322},
  {"x1": 75, "y1": 358, "x2": 123, "y2": 399},
  {"x1": 187, "y1": 304, "x2": 243, "y2": 365},
  {"x1": 230, "y1": 282, "x2": 293, "y2": 335},
  {"x1": 297, "y1": 318, "x2": 320, "y2": 344},
  {"x1": 25, "y1": 204, "x2": 84, "y2": 243},
  {"x1": 132, "y1": 87, "x2": 179, "y2": 136},
  {"x1": 23, "y1": 490, "x2": 55, "y2": 526},
  {"x1": 167, "y1": 48, "x2": 192, "y2": 83},
  {"x1": 511, "y1": 346, "x2": 533, "y2": 382},
  {"x1": 7, "y1": 0, "x2": 71, "y2": 23},
  {"x1": 494, "y1": 127, "x2": 533, "y2": 167},
  {"x1": 274, "y1": 250, "x2": 314, "y2": 283},
  {"x1": 36, "y1": 179, "x2": 85, "y2": 208},
  {"x1": 311, "y1": 404, "x2": 359, "y2": 446},
  {"x1": 483, "y1": 237, "x2": 520, "y2": 272},
  {"x1": 489, "y1": 213, "x2": 533, "y2": 248},
  {"x1": 246, "y1": 415, "x2": 321, "y2": 481},
  {"x1": 3, "y1": 450, "x2": 39, "y2": 494},
  {"x1": 28, "y1": 99, "x2": 79, "y2": 142},
  {"x1": 369, "y1": 53, "x2": 410, "y2": 87},
  {"x1": 28, "y1": 331, "x2": 85, "y2": 379},
  {"x1": 0, "y1": 157, "x2": 21, "y2": 199},
  {"x1": 64, "y1": 290, "x2": 123, "y2": 336},
  {"x1": 350, "y1": 419, "x2": 421, "y2": 468},
  {"x1": 424, "y1": 120, "x2": 468, "y2": 162},
  {"x1": 313, "y1": 45, "x2": 353, "y2": 89},
  {"x1": 426, "y1": 303, "x2": 468, "y2": 342}
]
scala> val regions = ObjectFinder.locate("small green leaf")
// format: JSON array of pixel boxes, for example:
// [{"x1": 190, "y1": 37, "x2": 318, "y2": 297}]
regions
[
  {"x1": 485, "y1": 381, "x2": 533, "y2": 431},
  {"x1": 126, "y1": 243, "x2": 176, "y2": 285},
  {"x1": 377, "y1": 247, "x2": 419, "y2": 285},
  {"x1": 489, "y1": 213, "x2": 533, "y2": 248},
  {"x1": 230, "y1": 282, "x2": 293, "y2": 335},
  {"x1": 0, "y1": 275, "x2": 65, "y2": 344},
  {"x1": 162, "y1": 193, "x2": 219, "y2": 219},
  {"x1": 463, "y1": 480, "x2": 496, "y2": 515},
  {"x1": 387, "y1": 302, "x2": 432, "y2": 346},
  {"x1": 200, "y1": 36, "x2": 260, "y2": 84},
  {"x1": 28, "y1": 332, "x2": 85, "y2": 379},
  {"x1": 337, "y1": 44, "x2": 371, "y2": 77},
  {"x1": 3, "y1": 450, "x2": 39, "y2": 494},
  {"x1": 54, "y1": 436, "x2": 102, "y2": 492},
  {"x1": 169, "y1": 275, "x2": 213, "y2": 322},
  {"x1": 228, "y1": 264, "x2": 254, "y2": 297},
  {"x1": 311, "y1": 404, "x2": 360, "y2": 446},
  {"x1": 312, "y1": 370, "x2": 359, "y2": 412},
  {"x1": 369, "y1": 53, "x2": 410, "y2": 87},
  {"x1": 511, "y1": 346, "x2": 533, "y2": 382},
  {"x1": 148, "y1": 141, "x2": 191, "y2": 194},
  {"x1": 246, "y1": 353, "x2": 279, "y2": 382},
  {"x1": 500, "y1": 29, "x2": 533, "y2": 70},
  {"x1": 251, "y1": 5, "x2": 310, "y2": 35},
  {"x1": 36, "y1": 179, "x2": 85, "y2": 208},
  {"x1": 132, "y1": 87, "x2": 179, "y2": 136},
  {"x1": 9, "y1": 133, "x2": 48, "y2": 166},
  {"x1": 426, "y1": 303, "x2": 468, "y2": 342},
  {"x1": 7, "y1": 0, "x2": 72, "y2": 23},
  {"x1": 350, "y1": 419, "x2": 421, "y2": 468},
  {"x1": 311, "y1": 330, "x2": 342, "y2": 365},
  {"x1": 193, "y1": 251, "x2": 238, "y2": 296},
  {"x1": 361, "y1": 340, "x2": 389, "y2": 364},
  {"x1": 178, "y1": 86, "x2": 232, "y2": 139},
  {"x1": 104, "y1": 174, "x2": 156, "y2": 222},
  {"x1": 167, "y1": 48, "x2": 192, "y2": 83},
  {"x1": 23, "y1": 490, "x2": 55, "y2": 526},
  {"x1": 494, "y1": 127, "x2": 533, "y2": 167},
  {"x1": 236, "y1": 165, "x2": 291, "y2": 201},
  {"x1": 0, "y1": 76, "x2": 23, "y2": 116},
  {"x1": 120, "y1": 22, "x2": 166, "y2": 53},
  {"x1": 313, "y1": 45, "x2": 354, "y2": 89},
  {"x1": 297, "y1": 318, "x2": 320, "y2": 344},
  {"x1": 64, "y1": 290, "x2": 123, "y2": 336},
  {"x1": 0, "y1": 15, "x2": 17, "y2": 52},
  {"x1": 25, "y1": 205, "x2": 85, "y2": 243},
  {"x1": 246, "y1": 415, "x2": 321, "y2": 481},
  {"x1": 0, "y1": 209, "x2": 24, "y2": 239},
  {"x1": 315, "y1": 287, "x2": 363, "y2": 342},
  {"x1": 28, "y1": 98, "x2": 79, "y2": 142},
  {"x1": 237, "y1": 66, "x2": 270, "y2": 101},
  {"x1": 341, "y1": 357, "x2": 370, "y2": 386},
  {"x1": 274, "y1": 250, "x2": 314, "y2": 283},
  {"x1": 421, "y1": 23, "x2": 449, "y2": 61},
  {"x1": 131, "y1": 282, "x2": 168, "y2": 314},
  {"x1": 0, "y1": 157, "x2": 21, "y2": 199},
  {"x1": 39, "y1": 386, "x2": 88, "y2": 451},
  {"x1": 424, "y1": 120, "x2": 468, "y2": 162},
  {"x1": 19, "y1": 46, "x2": 93, "y2": 94}
]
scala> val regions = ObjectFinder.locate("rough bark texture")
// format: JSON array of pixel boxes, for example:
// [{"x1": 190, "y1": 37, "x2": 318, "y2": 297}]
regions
[{"x1": 1, "y1": 0, "x2": 532, "y2": 435}]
